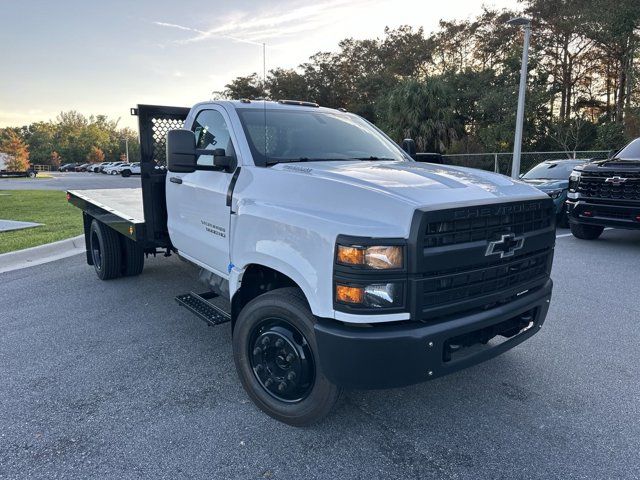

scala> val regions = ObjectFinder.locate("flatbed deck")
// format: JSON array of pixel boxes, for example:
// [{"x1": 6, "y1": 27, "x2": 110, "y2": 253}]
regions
[{"x1": 67, "y1": 188, "x2": 146, "y2": 242}]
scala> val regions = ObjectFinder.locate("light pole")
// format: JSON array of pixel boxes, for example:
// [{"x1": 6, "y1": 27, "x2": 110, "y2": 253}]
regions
[
  {"x1": 123, "y1": 137, "x2": 129, "y2": 162},
  {"x1": 507, "y1": 17, "x2": 531, "y2": 179}
]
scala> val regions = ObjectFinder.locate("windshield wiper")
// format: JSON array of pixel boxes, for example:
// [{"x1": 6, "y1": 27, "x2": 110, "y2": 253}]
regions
[
  {"x1": 266, "y1": 157, "x2": 360, "y2": 166},
  {"x1": 351, "y1": 156, "x2": 396, "y2": 161}
]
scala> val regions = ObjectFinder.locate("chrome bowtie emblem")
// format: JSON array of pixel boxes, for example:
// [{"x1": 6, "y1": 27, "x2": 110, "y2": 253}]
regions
[
  {"x1": 605, "y1": 176, "x2": 628, "y2": 185},
  {"x1": 486, "y1": 233, "x2": 525, "y2": 258}
]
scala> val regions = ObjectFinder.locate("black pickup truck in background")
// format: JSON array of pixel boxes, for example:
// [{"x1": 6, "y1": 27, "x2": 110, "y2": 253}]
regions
[{"x1": 567, "y1": 137, "x2": 640, "y2": 239}]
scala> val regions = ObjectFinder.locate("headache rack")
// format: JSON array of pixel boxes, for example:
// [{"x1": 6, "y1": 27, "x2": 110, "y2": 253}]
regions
[
  {"x1": 409, "y1": 198, "x2": 556, "y2": 322},
  {"x1": 133, "y1": 104, "x2": 190, "y2": 248}
]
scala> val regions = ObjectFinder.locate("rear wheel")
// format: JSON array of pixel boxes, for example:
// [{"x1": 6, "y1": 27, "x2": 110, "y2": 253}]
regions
[
  {"x1": 89, "y1": 220, "x2": 122, "y2": 280},
  {"x1": 233, "y1": 288, "x2": 340, "y2": 426},
  {"x1": 570, "y1": 222, "x2": 604, "y2": 240},
  {"x1": 121, "y1": 236, "x2": 144, "y2": 276},
  {"x1": 121, "y1": 169, "x2": 131, "y2": 178}
]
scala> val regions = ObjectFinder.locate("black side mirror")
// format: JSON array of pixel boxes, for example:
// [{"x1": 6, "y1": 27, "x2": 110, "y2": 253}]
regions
[
  {"x1": 213, "y1": 148, "x2": 236, "y2": 173},
  {"x1": 167, "y1": 129, "x2": 197, "y2": 173},
  {"x1": 401, "y1": 138, "x2": 417, "y2": 159}
]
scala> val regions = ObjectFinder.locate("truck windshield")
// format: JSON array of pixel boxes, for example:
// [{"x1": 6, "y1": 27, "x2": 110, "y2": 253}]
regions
[
  {"x1": 236, "y1": 108, "x2": 407, "y2": 166},
  {"x1": 616, "y1": 138, "x2": 640, "y2": 160}
]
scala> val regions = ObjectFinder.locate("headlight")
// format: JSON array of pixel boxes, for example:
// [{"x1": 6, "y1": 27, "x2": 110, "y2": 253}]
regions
[
  {"x1": 335, "y1": 282, "x2": 403, "y2": 308},
  {"x1": 569, "y1": 171, "x2": 581, "y2": 182},
  {"x1": 336, "y1": 244, "x2": 403, "y2": 269},
  {"x1": 547, "y1": 189, "x2": 563, "y2": 199}
]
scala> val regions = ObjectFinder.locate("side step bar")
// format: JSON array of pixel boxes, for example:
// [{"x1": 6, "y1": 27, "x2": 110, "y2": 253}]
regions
[{"x1": 175, "y1": 291, "x2": 231, "y2": 326}]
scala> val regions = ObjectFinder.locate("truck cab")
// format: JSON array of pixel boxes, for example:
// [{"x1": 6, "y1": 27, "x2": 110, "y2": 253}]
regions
[{"x1": 68, "y1": 101, "x2": 555, "y2": 425}]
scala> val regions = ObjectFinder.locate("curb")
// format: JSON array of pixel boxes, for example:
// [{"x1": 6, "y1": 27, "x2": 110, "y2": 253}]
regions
[{"x1": 0, "y1": 234, "x2": 85, "y2": 274}]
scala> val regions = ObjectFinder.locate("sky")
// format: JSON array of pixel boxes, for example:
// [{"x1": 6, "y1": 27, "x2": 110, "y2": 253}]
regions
[{"x1": 0, "y1": 0, "x2": 518, "y2": 130}]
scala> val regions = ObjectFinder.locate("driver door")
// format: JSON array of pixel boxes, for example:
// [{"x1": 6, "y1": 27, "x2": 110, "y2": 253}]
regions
[{"x1": 166, "y1": 107, "x2": 237, "y2": 276}]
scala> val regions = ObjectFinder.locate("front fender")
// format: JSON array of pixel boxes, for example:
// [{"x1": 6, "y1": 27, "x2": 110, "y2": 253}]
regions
[{"x1": 229, "y1": 204, "x2": 336, "y2": 318}]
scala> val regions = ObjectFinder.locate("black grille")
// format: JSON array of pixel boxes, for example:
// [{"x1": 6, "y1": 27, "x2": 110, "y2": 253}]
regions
[
  {"x1": 422, "y1": 249, "x2": 551, "y2": 307},
  {"x1": 424, "y1": 200, "x2": 553, "y2": 248},
  {"x1": 151, "y1": 117, "x2": 185, "y2": 166},
  {"x1": 413, "y1": 198, "x2": 555, "y2": 321},
  {"x1": 577, "y1": 175, "x2": 640, "y2": 201}
]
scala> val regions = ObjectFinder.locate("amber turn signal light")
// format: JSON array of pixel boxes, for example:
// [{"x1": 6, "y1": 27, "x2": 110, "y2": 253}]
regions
[
  {"x1": 336, "y1": 246, "x2": 365, "y2": 266},
  {"x1": 336, "y1": 284, "x2": 364, "y2": 304}
]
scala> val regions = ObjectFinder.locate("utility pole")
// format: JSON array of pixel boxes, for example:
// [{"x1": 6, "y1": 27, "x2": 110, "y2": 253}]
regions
[
  {"x1": 125, "y1": 137, "x2": 129, "y2": 162},
  {"x1": 507, "y1": 17, "x2": 531, "y2": 179}
]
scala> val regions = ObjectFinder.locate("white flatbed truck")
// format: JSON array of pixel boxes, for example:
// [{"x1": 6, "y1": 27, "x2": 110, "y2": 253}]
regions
[{"x1": 68, "y1": 101, "x2": 555, "y2": 425}]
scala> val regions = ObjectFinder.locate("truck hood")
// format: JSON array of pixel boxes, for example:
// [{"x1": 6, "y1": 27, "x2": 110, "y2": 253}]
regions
[
  {"x1": 521, "y1": 178, "x2": 568, "y2": 191},
  {"x1": 274, "y1": 160, "x2": 545, "y2": 206}
]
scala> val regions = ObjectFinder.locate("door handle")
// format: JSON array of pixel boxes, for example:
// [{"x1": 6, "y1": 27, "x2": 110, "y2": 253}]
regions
[{"x1": 170, "y1": 177, "x2": 183, "y2": 184}]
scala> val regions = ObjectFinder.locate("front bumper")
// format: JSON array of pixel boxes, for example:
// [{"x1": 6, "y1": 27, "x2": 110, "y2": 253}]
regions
[
  {"x1": 567, "y1": 199, "x2": 640, "y2": 229},
  {"x1": 314, "y1": 279, "x2": 552, "y2": 389}
]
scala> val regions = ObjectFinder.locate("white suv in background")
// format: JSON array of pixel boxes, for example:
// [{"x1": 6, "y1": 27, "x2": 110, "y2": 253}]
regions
[
  {"x1": 103, "y1": 162, "x2": 126, "y2": 175},
  {"x1": 119, "y1": 162, "x2": 140, "y2": 177}
]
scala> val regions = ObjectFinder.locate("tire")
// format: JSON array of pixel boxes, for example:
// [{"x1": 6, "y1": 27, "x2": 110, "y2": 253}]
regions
[
  {"x1": 89, "y1": 220, "x2": 122, "y2": 280},
  {"x1": 121, "y1": 169, "x2": 131, "y2": 178},
  {"x1": 110, "y1": 170, "x2": 117, "y2": 175},
  {"x1": 570, "y1": 222, "x2": 604, "y2": 240},
  {"x1": 121, "y1": 236, "x2": 144, "y2": 276},
  {"x1": 233, "y1": 287, "x2": 341, "y2": 426},
  {"x1": 556, "y1": 210, "x2": 569, "y2": 229}
]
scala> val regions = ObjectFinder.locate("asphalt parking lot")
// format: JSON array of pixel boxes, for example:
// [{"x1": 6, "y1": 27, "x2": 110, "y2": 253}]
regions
[
  {"x1": 1, "y1": 229, "x2": 639, "y2": 479},
  {"x1": 0, "y1": 172, "x2": 139, "y2": 191}
]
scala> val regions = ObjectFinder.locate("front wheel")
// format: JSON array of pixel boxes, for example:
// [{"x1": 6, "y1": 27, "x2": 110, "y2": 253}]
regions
[
  {"x1": 121, "y1": 170, "x2": 131, "y2": 178},
  {"x1": 570, "y1": 222, "x2": 604, "y2": 240},
  {"x1": 233, "y1": 288, "x2": 341, "y2": 426}
]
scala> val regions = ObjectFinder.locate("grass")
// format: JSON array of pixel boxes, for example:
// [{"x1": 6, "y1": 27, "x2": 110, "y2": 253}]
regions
[{"x1": 0, "y1": 190, "x2": 83, "y2": 254}]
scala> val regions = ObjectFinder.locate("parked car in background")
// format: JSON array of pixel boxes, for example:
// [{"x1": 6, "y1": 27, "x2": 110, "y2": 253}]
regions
[
  {"x1": 98, "y1": 162, "x2": 116, "y2": 173},
  {"x1": 567, "y1": 137, "x2": 640, "y2": 239},
  {"x1": 88, "y1": 162, "x2": 108, "y2": 173},
  {"x1": 521, "y1": 159, "x2": 589, "y2": 227},
  {"x1": 59, "y1": 163, "x2": 80, "y2": 172},
  {"x1": 75, "y1": 163, "x2": 91, "y2": 172},
  {"x1": 120, "y1": 162, "x2": 140, "y2": 177},
  {"x1": 103, "y1": 162, "x2": 126, "y2": 174}
]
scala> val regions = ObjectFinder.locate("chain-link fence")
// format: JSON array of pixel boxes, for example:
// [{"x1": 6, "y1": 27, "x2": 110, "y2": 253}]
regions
[{"x1": 442, "y1": 150, "x2": 610, "y2": 176}]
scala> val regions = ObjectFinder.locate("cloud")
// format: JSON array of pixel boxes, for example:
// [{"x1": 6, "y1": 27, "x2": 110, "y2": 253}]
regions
[{"x1": 153, "y1": 0, "x2": 372, "y2": 46}]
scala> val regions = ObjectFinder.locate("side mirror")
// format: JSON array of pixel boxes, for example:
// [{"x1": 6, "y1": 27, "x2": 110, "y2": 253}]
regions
[
  {"x1": 167, "y1": 129, "x2": 197, "y2": 173},
  {"x1": 213, "y1": 148, "x2": 235, "y2": 173},
  {"x1": 401, "y1": 138, "x2": 417, "y2": 159}
]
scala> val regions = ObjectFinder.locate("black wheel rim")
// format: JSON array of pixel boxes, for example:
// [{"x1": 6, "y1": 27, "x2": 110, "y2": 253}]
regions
[
  {"x1": 90, "y1": 230, "x2": 102, "y2": 271},
  {"x1": 249, "y1": 318, "x2": 315, "y2": 403}
]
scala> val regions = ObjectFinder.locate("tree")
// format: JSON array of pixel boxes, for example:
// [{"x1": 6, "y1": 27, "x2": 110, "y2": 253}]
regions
[
  {"x1": 583, "y1": 0, "x2": 640, "y2": 122},
  {"x1": 378, "y1": 78, "x2": 459, "y2": 152},
  {"x1": 50, "y1": 151, "x2": 61, "y2": 168},
  {"x1": 0, "y1": 130, "x2": 30, "y2": 171},
  {"x1": 224, "y1": 74, "x2": 264, "y2": 99},
  {"x1": 87, "y1": 146, "x2": 105, "y2": 163}
]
